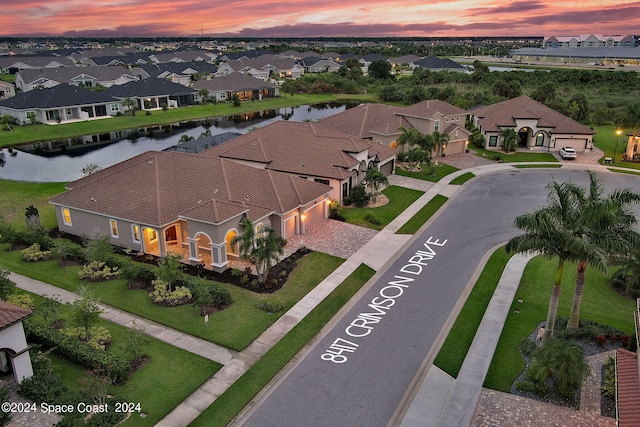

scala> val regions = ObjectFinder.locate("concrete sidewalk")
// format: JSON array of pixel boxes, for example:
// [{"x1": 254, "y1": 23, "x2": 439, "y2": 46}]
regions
[{"x1": 399, "y1": 253, "x2": 535, "y2": 427}]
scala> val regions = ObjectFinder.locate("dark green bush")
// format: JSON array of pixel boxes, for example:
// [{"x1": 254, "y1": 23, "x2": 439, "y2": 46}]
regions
[
  {"x1": 349, "y1": 184, "x2": 371, "y2": 208},
  {"x1": 0, "y1": 385, "x2": 10, "y2": 424},
  {"x1": 24, "y1": 322, "x2": 129, "y2": 384},
  {"x1": 18, "y1": 353, "x2": 67, "y2": 404},
  {"x1": 257, "y1": 300, "x2": 285, "y2": 313}
]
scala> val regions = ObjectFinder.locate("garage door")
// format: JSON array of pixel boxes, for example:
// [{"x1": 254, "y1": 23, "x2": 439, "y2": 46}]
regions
[
  {"x1": 284, "y1": 216, "x2": 297, "y2": 239},
  {"x1": 379, "y1": 160, "x2": 394, "y2": 176},
  {"x1": 554, "y1": 138, "x2": 588, "y2": 152},
  {"x1": 444, "y1": 141, "x2": 465, "y2": 155},
  {"x1": 304, "y1": 203, "x2": 325, "y2": 230}
]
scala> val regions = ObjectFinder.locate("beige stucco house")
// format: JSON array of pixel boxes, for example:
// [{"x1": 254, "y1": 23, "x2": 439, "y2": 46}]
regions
[
  {"x1": 50, "y1": 151, "x2": 332, "y2": 272},
  {"x1": 318, "y1": 100, "x2": 471, "y2": 156},
  {"x1": 199, "y1": 121, "x2": 397, "y2": 203},
  {"x1": 470, "y1": 96, "x2": 596, "y2": 153}
]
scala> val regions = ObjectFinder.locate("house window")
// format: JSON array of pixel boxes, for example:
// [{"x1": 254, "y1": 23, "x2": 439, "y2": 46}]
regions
[
  {"x1": 109, "y1": 219, "x2": 119, "y2": 238},
  {"x1": 110, "y1": 104, "x2": 119, "y2": 112},
  {"x1": 434, "y1": 120, "x2": 440, "y2": 131},
  {"x1": 132, "y1": 225, "x2": 141, "y2": 243},
  {"x1": 147, "y1": 229, "x2": 157, "y2": 242},
  {"x1": 314, "y1": 178, "x2": 330, "y2": 185},
  {"x1": 489, "y1": 136, "x2": 498, "y2": 147},
  {"x1": 535, "y1": 133, "x2": 544, "y2": 146},
  {"x1": 62, "y1": 208, "x2": 72, "y2": 226},
  {"x1": 65, "y1": 109, "x2": 72, "y2": 115}
]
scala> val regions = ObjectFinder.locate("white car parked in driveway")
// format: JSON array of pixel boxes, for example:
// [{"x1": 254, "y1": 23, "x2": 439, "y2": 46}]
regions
[{"x1": 559, "y1": 147, "x2": 577, "y2": 160}]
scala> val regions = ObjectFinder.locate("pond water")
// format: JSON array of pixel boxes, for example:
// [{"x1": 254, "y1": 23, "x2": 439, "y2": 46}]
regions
[{"x1": 0, "y1": 102, "x2": 356, "y2": 182}]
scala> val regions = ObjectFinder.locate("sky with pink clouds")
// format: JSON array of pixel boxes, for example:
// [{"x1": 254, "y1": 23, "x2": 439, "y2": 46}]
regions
[{"x1": 2, "y1": 0, "x2": 640, "y2": 38}]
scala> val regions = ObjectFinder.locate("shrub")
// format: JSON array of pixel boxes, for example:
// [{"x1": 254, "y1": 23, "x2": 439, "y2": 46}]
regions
[
  {"x1": 601, "y1": 356, "x2": 616, "y2": 399},
  {"x1": 77, "y1": 261, "x2": 120, "y2": 282},
  {"x1": 364, "y1": 212, "x2": 381, "y2": 225},
  {"x1": 0, "y1": 267, "x2": 16, "y2": 301},
  {"x1": 24, "y1": 322, "x2": 129, "y2": 384},
  {"x1": 595, "y1": 335, "x2": 607, "y2": 347},
  {"x1": 62, "y1": 326, "x2": 112, "y2": 351},
  {"x1": 150, "y1": 279, "x2": 192, "y2": 306},
  {"x1": 328, "y1": 200, "x2": 345, "y2": 221},
  {"x1": 21, "y1": 243, "x2": 51, "y2": 262},
  {"x1": 350, "y1": 184, "x2": 371, "y2": 208},
  {"x1": 18, "y1": 353, "x2": 67, "y2": 404},
  {"x1": 6, "y1": 294, "x2": 34, "y2": 310},
  {"x1": 257, "y1": 299, "x2": 285, "y2": 313}
]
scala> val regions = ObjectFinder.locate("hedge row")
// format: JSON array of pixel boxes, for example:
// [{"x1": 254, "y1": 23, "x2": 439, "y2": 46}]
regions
[{"x1": 24, "y1": 321, "x2": 130, "y2": 384}]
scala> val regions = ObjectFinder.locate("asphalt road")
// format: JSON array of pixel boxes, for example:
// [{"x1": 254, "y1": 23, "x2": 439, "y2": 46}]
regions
[{"x1": 241, "y1": 168, "x2": 640, "y2": 427}]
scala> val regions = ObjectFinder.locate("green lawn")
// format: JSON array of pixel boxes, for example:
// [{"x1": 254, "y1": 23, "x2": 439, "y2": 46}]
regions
[
  {"x1": 484, "y1": 256, "x2": 636, "y2": 392},
  {"x1": 435, "y1": 250, "x2": 636, "y2": 394},
  {"x1": 512, "y1": 164, "x2": 563, "y2": 169},
  {"x1": 396, "y1": 195, "x2": 448, "y2": 234},
  {"x1": 190, "y1": 263, "x2": 376, "y2": 427},
  {"x1": 434, "y1": 247, "x2": 512, "y2": 377},
  {"x1": 592, "y1": 125, "x2": 640, "y2": 169},
  {"x1": 0, "y1": 247, "x2": 344, "y2": 351},
  {"x1": 395, "y1": 163, "x2": 459, "y2": 182},
  {"x1": 0, "y1": 94, "x2": 345, "y2": 148},
  {"x1": 0, "y1": 179, "x2": 66, "y2": 227},
  {"x1": 449, "y1": 172, "x2": 475, "y2": 185},
  {"x1": 472, "y1": 147, "x2": 558, "y2": 163},
  {"x1": 341, "y1": 186, "x2": 424, "y2": 230},
  {"x1": 17, "y1": 289, "x2": 219, "y2": 427}
]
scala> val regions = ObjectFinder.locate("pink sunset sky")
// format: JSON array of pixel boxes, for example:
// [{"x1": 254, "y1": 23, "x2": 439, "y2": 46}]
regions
[{"x1": 2, "y1": 0, "x2": 640, "y2": 38}]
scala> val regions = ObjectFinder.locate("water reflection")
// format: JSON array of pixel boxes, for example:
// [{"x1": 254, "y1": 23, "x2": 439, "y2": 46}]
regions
[{"x1": 0, "y1": 102, "x2": 355, "y2": 182}]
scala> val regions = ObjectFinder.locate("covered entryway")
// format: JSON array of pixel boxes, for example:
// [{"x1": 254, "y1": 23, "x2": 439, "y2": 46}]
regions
[
  {"x1": 225, "y1": 229, "x2": 238, "y2": 258},
  {"x1": 518, "y1": 127, "x2": 531, "y2": 147},
  {"x1": 142, "y1": 227, "x2": 160, "y2": 256},
  {"x1": 164, "y1": 223, "x2": 182, "y2": 256}
]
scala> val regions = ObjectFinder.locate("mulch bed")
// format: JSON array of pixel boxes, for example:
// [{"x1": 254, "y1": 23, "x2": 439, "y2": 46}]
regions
[{"x1": 131, "y1": 246, "x2": 312, "y2": 294}]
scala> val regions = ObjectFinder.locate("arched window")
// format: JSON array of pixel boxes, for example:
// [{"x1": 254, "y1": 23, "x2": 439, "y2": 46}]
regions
[{"x1": 535, "y1": 132, "x2": 545, "y2": 146}]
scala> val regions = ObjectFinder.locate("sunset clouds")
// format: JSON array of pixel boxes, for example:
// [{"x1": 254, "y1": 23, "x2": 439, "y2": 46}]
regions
[{"x1": 2, "y1": 0, "x2": 639, "y2": 38}]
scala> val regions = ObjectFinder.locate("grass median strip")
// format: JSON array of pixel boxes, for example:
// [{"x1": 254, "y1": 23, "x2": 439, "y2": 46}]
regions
[
  {"x1": 449, "y1": 172, "x2": 475, "y2": 185},
  {"x1": 396, "y1": 195, "x2": 448, "y2": 235},
  {"x1": 512, "y1": 164, "x2": 563, "y2": 169},
  {"x1": 189, "y1": 263, "x2": 376, "y2": 427}
]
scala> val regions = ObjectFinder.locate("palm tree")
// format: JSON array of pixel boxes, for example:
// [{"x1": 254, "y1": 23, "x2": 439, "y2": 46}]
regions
[
  {"x1": 499, "y1": 128, "x2": 519, "y2": 153},
  {"x1": 396, "y1": 126, "x2": 419, "y2": 153},
  {"x1": 506, "y1": 180, "x2": 599, "y2": 340},
  {"x1": 198, "y1": 88, "x2": 210, "y2": 103},
  {"x1": 431, "y1": 130, "x2": 450, "y2": 165},
  {"x1": 122, "y1": 97, "x2": 136, "y2": 116},
  {"x1": 416, "y1": 133, "x2": 435, "y2": 159},
  {"x1": 364, "y1": 167, "x2": 389, "y2": 202},
  {"x1": 566, "y1": 171, "x2": 640, "y2": 329},
  {"x1": 231, "y1": 217, "x2": 285, "y2": 284},
  {"x1": 406, "y1": 147, "x2": 427, "y2": 174}
]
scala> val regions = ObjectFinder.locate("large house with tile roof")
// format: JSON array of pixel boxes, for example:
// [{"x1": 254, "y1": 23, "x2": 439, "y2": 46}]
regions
[
  {"x1": 50, "y1": 151, "x2": 332, "y2": 271},
  {"x1": 318, "y1": 100, "x2": 471, "y2": 156},
  {"x1": 470, "y1": 96, "x2": 596, "y2": 153},
  {"x1": 199, "y1": 121, "x2": 397, "y2": 203},
  {"x1": 0, "y1": 301, "x2": 34, "y2": 384}
]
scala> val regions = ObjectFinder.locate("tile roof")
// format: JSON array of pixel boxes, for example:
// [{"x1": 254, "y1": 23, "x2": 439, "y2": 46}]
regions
[
  {"x1": 400, "y1": 99, "x2": 468, "y2": 119},
  {"x1": 0, "y1": 301, "x2": 32, "y2": 331},
  {"x1": 0, "y1": 83, "x2": 117, "y2": 109},
  {"x1": 616, "y1": 348, "x2": 640, "y2": 427},
  {"x1": 200, "y1": 121, "x2": 395, "y2": 180},
  {"x1": 318, "y1": 103, "x2": 405, "y2": 138},
  {"x1": 471, "y1": 96, "x2": 596, "y2": 135},
  {"x1": 50, "y1": 150, "x2": 331, "y2": 227}
]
